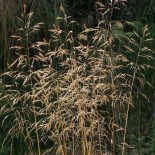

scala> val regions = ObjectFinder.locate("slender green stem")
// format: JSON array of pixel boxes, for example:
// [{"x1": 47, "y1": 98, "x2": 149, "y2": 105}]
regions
[{"x1": 122, "y1": 32, "x2": 144, "y2": 155}]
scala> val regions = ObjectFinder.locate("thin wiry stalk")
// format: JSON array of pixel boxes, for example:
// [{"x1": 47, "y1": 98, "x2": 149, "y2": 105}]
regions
[{"x1": 122, "y1": 25, "x2": 152, "y2": 155}]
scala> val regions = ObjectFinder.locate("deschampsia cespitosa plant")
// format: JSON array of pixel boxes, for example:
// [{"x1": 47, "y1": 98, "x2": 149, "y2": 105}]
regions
[{"x1": 1, "y1": 1, "x2": 154, "y2": 155}]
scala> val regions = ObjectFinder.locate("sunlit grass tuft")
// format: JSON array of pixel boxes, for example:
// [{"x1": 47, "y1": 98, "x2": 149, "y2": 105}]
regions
[{"x1": 0, "y1": 1, "x2": 155, "y2": 155}]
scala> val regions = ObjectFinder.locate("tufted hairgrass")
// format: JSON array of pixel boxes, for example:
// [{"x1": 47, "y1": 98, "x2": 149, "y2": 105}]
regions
[{"x1": 0, "y1": 1, "x2": 155, "y2": 155}]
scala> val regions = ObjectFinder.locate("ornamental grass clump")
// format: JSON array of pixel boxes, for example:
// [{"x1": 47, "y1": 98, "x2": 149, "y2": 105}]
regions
[{"x1": 1, "y1": 1, "x2": 154, "y2": 155}]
